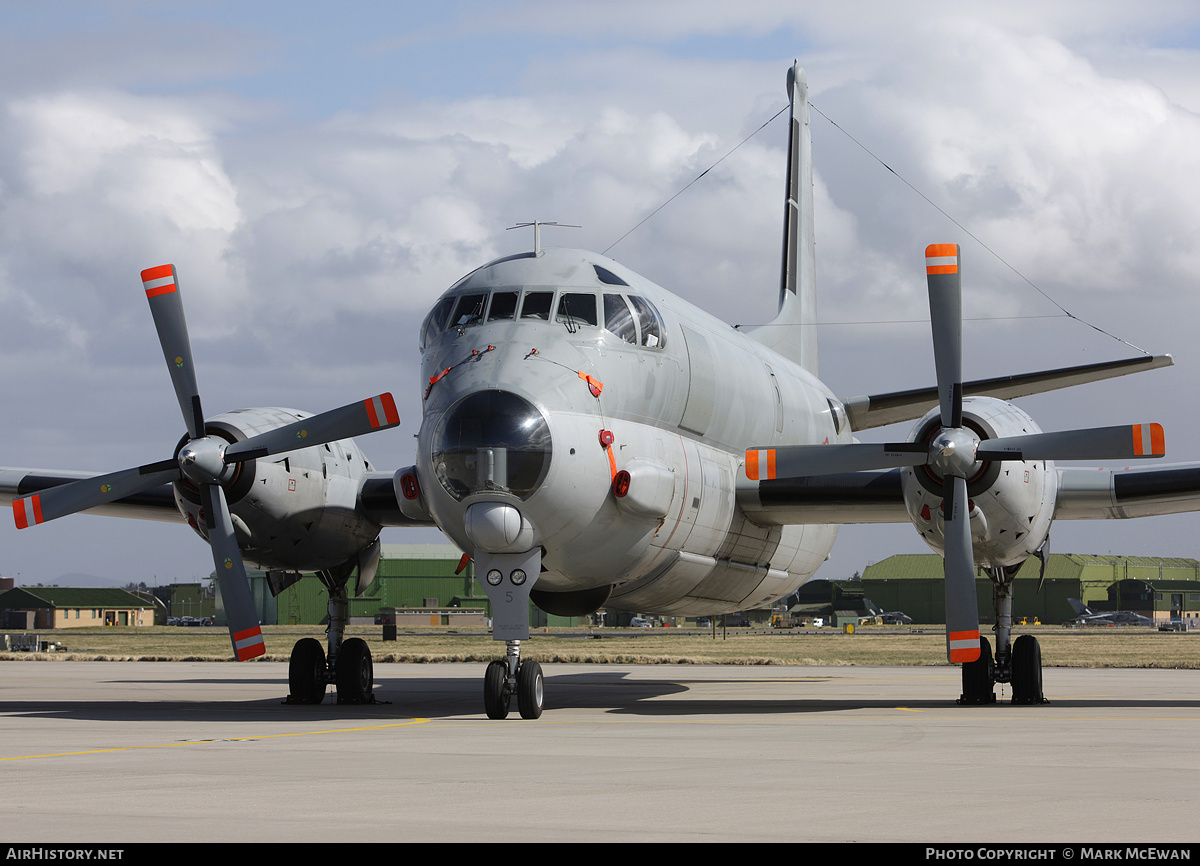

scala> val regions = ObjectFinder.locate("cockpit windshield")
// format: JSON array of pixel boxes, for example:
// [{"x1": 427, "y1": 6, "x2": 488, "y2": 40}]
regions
[{"x1": 421, "y1": 286, "x2": 666, "y2": 349}]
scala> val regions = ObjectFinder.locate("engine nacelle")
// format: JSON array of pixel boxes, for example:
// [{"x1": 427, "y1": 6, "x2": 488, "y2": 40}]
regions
[
  {"x1": 901, "y1": 397, "x2": 1056, "y2": 569},
  {"x1": 172, "y1": 407, "x2": 382, "y2": 573}
]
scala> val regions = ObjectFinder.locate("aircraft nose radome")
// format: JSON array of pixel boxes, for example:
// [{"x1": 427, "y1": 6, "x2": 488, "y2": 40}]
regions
[{"x1": 464, "y1": 501, "x2": 538, "y2": 553}]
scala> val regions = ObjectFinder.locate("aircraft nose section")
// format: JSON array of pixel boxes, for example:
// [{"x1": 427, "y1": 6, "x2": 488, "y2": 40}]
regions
[
  {"x1": 430, "y1": 390, "x2": 552, "y2": 502},
  {"x1": 464, "y1": 501, "x2": 538, "y2": 553}
]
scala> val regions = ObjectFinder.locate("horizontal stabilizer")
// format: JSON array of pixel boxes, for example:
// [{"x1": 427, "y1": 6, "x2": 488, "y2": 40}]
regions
[{"x1": 843, "y1": 355, "x2": 1173, "y2": 432}]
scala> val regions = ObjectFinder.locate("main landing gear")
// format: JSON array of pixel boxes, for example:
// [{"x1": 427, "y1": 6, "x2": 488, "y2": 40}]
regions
[
  {"x1": 959, "y1": 565, "x2": 1046, "y2": 705},
  {"x1": 285, "y1": 575, "x2": 376, "y2": 705}
]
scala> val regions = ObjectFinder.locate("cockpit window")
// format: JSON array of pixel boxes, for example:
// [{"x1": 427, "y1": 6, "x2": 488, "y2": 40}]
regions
[
  {"x1": 604, "y1": 294, "x2": 637, "y2": 345},
  {"x1": 520, "y1": 291, "x2": 553, "y2": 321},
  {"x1": 594, "y1": 265, "x2": 629, "y2": 286},
  {"x1": 487, "y1": 291, "x2": 519, "y2": 322},
  {"x1": 628, "y1": 295, "x2": 666, "y2": 348},
  {"x1": 450, "y1": 293, "x2": 487, "y2": 329},
  {"x1": 555, "y1": 293, "x2": 598, "y2": 328},
  {"x1": 423, "y1": 287, "x2": 664, "y2": 349},
  {"x1": 420, "y1": 296, "x2": 454, "y2": 352}
]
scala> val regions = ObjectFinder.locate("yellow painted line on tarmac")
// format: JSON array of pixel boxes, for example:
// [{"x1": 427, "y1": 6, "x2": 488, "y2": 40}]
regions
[{"x1": 0, "y1": 717, "x2": 432, "y2": 762}]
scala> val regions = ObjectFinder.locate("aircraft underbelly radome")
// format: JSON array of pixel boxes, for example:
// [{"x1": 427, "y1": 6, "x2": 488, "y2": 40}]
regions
[
  {"x1": 175, "y1": 407, "x2": 382, "y2": 574},
  {"x1": 414, "y1": 249, "x2": 843, "y2": 616}
]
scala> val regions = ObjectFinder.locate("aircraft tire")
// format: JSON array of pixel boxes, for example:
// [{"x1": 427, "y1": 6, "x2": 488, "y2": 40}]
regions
[
  {"x1": 335, "y1": 637, "x2": 373, "y2": 704},
  {"x1": 288, "y1": 638, "x2": 326, "y2": 704},
  {"x1": 959, "y1": 636, "x2": 996, "y2": 704},
  {"x1": 484, "y1": 660, "x2": 510, "y2": 719},
  {"x1": 517, "y1": 660, "x2": 544, "y2": 720},
  {"x1": 1011, "y1": 634, "x2": 1044, "y2": 705}
]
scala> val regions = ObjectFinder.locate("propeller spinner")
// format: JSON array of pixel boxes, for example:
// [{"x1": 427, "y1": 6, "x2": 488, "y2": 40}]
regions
[
  {"x1": 12, "y1": 264, "x2": 402, "y2": 661},
  {"x1": 746, "y1": 244, "x2": 1166, "y2": 663}
]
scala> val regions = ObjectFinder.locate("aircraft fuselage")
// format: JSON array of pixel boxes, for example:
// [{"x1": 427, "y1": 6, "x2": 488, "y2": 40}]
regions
[{"x1": 415, "y1": 247, "x2": 845, "y2": 616}]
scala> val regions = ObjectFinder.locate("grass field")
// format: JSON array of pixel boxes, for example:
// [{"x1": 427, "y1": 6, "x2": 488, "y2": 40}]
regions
[{"x1": 3, "y1": 624, "x2": 1199, "y2": 668}]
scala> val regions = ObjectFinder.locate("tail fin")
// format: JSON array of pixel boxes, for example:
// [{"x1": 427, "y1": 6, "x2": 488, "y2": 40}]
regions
[
  {"x1": 1067, "y1": 598, "x2": 1092, "y2": 616},
  {"x1": 750, "y1": 63, "x2": 818, "y2": 375}
]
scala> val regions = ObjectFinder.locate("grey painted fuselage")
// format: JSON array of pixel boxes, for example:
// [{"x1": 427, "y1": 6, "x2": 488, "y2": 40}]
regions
[{"x1": 415, "y1": 247, "x2": 846, "y2": 616}]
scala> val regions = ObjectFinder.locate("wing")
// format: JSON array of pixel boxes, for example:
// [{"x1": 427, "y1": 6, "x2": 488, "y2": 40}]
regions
[
  {"x1": 738, "y1": 463, "x2": 1200, "y2": 525},
  {"x1": 0, "y1": 468, "x2": 183, "y2": 523},
  {"x1": 737, "y1": 468, "x2": 910, "y2": 525},
  {"x1": 1055, "y1": 463, "x2": 1200, "y2": 519},
  {"x1": 3, "y1": 467, "x2": 439, "y2": 528}
]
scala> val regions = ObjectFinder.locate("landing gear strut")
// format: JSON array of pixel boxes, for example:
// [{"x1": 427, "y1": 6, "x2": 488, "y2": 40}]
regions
[
  {"x1": 959, "y1": 565, "x2": 1046, "y2": 705},
  {"x1": 285, "y1": 570, "x2": 375, "y2": 705},
  {"x1": 475, "y1": 547, "x2": 544, "y2": 719}
]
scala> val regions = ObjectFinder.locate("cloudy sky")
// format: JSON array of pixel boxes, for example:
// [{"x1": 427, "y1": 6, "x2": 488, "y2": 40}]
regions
[{"x1": 4, "y1": 0, "x2": 1200, "y2": 586}]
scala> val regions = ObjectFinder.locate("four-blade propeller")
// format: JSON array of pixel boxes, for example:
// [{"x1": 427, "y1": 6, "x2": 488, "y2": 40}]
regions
[
  {"x1": 12, "y1": 264, "x2": 401, "y2": 661},
  {"x1": 746, "y1": 244, "x2": 1165, "y2": 663}
]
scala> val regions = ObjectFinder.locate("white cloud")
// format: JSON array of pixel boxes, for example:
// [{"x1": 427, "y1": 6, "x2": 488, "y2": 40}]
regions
[{"x1": 5, "y1": 2, "x2": 1200, "y2": 581}]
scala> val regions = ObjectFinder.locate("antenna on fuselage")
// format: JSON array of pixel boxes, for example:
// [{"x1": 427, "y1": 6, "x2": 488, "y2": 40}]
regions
[{"x1": 508, "y1": 221, "x2": 580, "y2": 256}]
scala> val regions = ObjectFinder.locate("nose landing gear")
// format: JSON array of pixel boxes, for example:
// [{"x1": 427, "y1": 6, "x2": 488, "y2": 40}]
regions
[
  {"x1": 484, "y1": 643, "x2": 544, "y2": 720},
  {"x1": 475, "y1": 547, "x2": 544, "y2": 719}
]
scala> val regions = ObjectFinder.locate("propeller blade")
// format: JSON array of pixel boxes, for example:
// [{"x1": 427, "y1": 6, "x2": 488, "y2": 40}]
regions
[
  {"x1": 12, "y1": 460, "x2": 180, "y2": 529},
  {"x1": 199, "y1": 484, "x2": 266, "y2": 661},
  {"x1": 942, "y1": 474, "x2": 981, "y2": 664},
  {"x1": 142, "y1": 264, "x2": 205, "y2": 439},
  {"x1": 926, "y1": 244, "x2": 963, "y2": 428},
  {"x1": 745, "y1": 443, "x2": 928, "y2": 480},
  {"x1": 975, "y1": 423, "x2": 1165, "y2": 462},
  {"x1": 223, "y1": 393, "x2": 401, "y2": 463}
]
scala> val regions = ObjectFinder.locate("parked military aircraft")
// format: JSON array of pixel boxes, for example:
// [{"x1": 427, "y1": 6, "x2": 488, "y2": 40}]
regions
[
  {"x1": 864, "y1": 605, "x2": 914, "y2": 626},
  {"x1": 1066, "y1": 598, "x2": 1154, "y2": 627},
  {"x1": 5, "y1": 65, "x2": 1200, "y2": 715}
]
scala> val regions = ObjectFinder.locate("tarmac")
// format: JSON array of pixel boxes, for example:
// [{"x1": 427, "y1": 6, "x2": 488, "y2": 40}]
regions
[{"x1": 1, "y1": 661, "x2": 1198, "y2": 843}]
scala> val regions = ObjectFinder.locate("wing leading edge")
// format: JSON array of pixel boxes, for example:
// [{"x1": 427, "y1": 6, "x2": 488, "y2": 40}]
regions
[
  {"x1": 737, "y1": 463, "x2": 1200, "y2": 525},
  {"x1": 0, "y1": 468, "x2": 182, "y2": 523}
]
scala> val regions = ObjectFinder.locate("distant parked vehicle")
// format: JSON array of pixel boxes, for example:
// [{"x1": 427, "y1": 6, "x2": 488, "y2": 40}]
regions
[{"x1": 629, "y1": 617, "x2": 651, "y2": 628}]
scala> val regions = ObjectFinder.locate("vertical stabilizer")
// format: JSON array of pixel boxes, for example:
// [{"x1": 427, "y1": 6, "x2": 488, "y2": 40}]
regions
[{"x1": 750, "y1": 63, "x2": 818, "y2": 375}]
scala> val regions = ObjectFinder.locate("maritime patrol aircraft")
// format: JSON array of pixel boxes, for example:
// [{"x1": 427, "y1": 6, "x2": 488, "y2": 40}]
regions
[
  {"x1": 5, "y1": 65, "x2": 1200, "y2": 716},
  {"x1": 1066, "y1": 599, "x2": 1155, "y2": 628}
]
